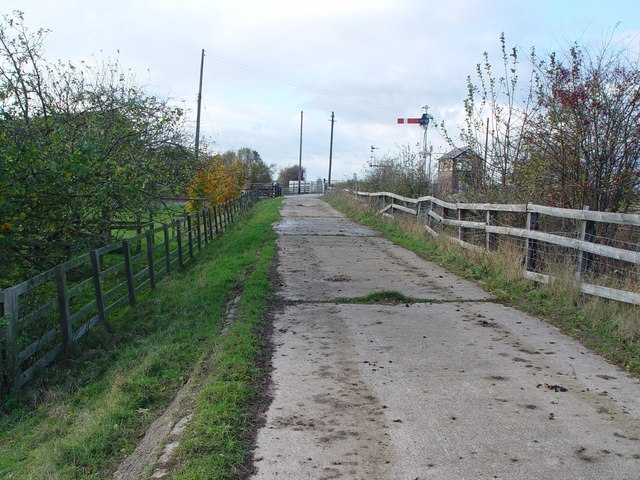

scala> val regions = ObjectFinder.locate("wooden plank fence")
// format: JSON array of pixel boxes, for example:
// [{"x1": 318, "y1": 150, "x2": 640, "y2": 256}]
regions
[
  {"x1": 356, "y1": 190, "x2": 640, "y2": 306},
  {"x1": 0, "y1": 191, "x2": 260, "y2": 397}
]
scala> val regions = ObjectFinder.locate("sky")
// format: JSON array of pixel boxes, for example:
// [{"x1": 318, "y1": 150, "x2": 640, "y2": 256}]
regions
[{"x1": 2, "y1": 0, "x2": 640, "y2": 183}]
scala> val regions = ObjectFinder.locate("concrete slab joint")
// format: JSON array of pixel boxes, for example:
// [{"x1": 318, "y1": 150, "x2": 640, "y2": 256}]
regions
[{"x1": 250, "y1": 195, "x2": 640, "y2": 480}]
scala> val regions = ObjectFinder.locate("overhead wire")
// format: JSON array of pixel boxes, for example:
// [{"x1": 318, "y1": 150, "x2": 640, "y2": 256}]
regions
[
  {"x1": 206, "y1": 52, "x2": 402, "y2": 113},
  {"x1": 202, "y1": 101, "x2": 221, "y2": 150}
]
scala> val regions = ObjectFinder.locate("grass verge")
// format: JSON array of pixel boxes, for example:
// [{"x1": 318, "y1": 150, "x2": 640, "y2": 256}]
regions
[
  {"x1": 325, "y1": 190, "x2": 640, "y2": 374},
  {"x1": 0, "y1": 197, "x2": 282, "y2": 479},
  {"x1": 169, "y1": 208, "x2": 277, "y2": 479}
]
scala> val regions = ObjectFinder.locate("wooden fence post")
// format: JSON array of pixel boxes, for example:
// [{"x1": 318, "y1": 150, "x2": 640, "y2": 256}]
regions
[
  {"x1": 210, "y1": 207, "x2": 215, "y2": 237},
  {"x1": 123, "y1": 239, "x2": 136, "y2": 306},
  {"x1": 207, "y1": 208, "x2": 214, "y2": 239},
  {"x1": 3, "y1": 287, "x2": 19, "y2": 391},
  {"x1": 525, "y1": 209, "x2": 540, "y2": 272},
  {"x1": 55, "y1": 265, "x2": 73, "y2": 352},
  {"x1": 213, "y1": 205, "x2": 219, "y2": 236},
  {"x1": 195, "y1": 212, "x2": 202, "y2": 251},
  {"x1": 202, "y1": 209, "x2": 209, "y2": 244},
  {"x1": 90, "y1": 250, "x2": 106, "y2": 323},
  {"x1": 576, "y1": 206, "x2": 596, "y2": 279},
  {"x1": 163, "y1": 225, "x2": 171, "y2": 274},
  {"x1": 458, "y1": 205, "x2": 466, "y2": 243},
  {"x1": 428, "y1": 199, "x2": 434, "y2": 231},
  {"x1": 146, "y1": 230, "x2": 156, "y2": 289},
  {"x1": 186, "y1": 215, "x2": 194, "y2": 259},
  {"x1": 176, "y1": 220, "x2": 184, "y2": 267}
]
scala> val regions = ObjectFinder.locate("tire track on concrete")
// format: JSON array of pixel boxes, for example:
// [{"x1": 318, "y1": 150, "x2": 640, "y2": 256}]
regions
[{"x1": 251, "y1": 195, "x2": 640, "y2": 480}]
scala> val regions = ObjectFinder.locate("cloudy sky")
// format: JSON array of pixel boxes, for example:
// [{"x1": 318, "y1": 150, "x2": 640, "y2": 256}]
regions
[{"x1": 3, "y1": 0, "x2": 639, "y2": 183}]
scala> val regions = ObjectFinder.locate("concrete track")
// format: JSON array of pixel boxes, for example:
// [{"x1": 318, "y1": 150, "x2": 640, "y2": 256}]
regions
[{"x1": 250, "y1": 195, "x2": 640, "y2": 480}]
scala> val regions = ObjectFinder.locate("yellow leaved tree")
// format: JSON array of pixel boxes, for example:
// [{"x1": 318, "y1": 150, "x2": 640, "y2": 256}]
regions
[{"x1": 186, "y1": 155, "x2": 247, "y2": 213}]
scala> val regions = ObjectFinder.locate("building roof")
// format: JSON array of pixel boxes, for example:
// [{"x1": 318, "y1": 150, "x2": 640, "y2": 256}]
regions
[{"x1": 440, "y1": 146, "x2": 483, "y2": 161}]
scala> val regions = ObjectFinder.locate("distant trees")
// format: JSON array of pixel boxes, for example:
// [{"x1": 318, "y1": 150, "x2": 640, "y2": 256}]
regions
[
  {"x1": 0, "y1": 11, "x2": 196, "y2": 282},
  {"x1": 442, "y1": 33, "x2": 640, "y2": 212},
  {"x1": 277, "y1": 165, "x2": 305, "y2": 184},
  {"x1": 360, "y1": 145, "x2": 431, "y2": 197},
  {"x1": 185, "y1": 148, "x2": 272, "y2": 212},
  {"x1": 237, "y1": 147, "x2": 274, "y2": 184}
]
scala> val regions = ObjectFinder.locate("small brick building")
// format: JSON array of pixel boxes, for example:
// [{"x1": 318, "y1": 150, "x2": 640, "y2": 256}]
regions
[{"x1": 437, "y1": 146, "x2": 483, "y2": 196}]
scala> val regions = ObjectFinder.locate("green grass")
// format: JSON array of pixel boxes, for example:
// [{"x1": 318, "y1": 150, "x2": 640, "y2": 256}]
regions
[
  {"x1": 170, "y1": 233, "x2": 275, "y2": 479},
  {"x1": 325, "y1": 190, "x2": 640, "y2": 374},
  {"x1": 334, "y1": 290, "x2": 420, "y2": 305},
  {"x1": 0, "y1": 197, "x2": 282, "y2": 479}
]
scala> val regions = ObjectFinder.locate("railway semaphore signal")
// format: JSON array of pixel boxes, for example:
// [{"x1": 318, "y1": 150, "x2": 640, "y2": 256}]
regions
[{"x1": 397, "y1": 105, "x2": 434, "y2": 179}]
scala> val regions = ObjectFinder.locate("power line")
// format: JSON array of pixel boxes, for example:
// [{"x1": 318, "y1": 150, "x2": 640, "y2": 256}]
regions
[
  {"x1": 206, "y1": 52, "x2": 401, "y2": 112},
  {"x1": 202, "y1": 101, "x2": 221, "y2": 149}
]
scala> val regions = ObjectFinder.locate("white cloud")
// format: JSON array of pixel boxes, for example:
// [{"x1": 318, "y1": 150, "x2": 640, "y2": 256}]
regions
[{"x1": 3, "y1": 0, "x2": 639, "y2": 182}]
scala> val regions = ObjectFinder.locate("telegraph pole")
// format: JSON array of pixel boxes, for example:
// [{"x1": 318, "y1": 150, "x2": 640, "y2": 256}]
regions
[
  {"x1": 195, "y1": 49, "x2": 205, "y2": 161},
  {"x1": 328, "y1": 111, "x2": 335, "y2": 187},
  {"x1": 297, "y1": 110, "x2": 303, "y2": 194}
]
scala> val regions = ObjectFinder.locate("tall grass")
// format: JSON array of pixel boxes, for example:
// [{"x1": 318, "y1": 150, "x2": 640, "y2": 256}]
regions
[
  {"x1": 0, "y1": 198, "x2": 282, "y2": 479},
  {"x1": 325, "y1": 190, "x2": 640, "y2": 372}
]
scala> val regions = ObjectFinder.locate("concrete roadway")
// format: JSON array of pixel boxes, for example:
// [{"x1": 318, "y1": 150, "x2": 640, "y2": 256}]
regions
[{"x1": 250, "y1": 195, "x2": 640, "y2": 480}]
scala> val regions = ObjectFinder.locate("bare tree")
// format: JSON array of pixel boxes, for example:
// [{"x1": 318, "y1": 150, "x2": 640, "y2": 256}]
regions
[
  {"x1": 439, "y1": 33, "x2": 539, "y2": 200},
  {"x1": 517, "y1": 40, "x2": 640, "y2": 211}
]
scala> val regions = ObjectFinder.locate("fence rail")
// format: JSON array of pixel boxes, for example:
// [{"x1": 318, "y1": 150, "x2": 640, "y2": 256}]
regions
[
  {"x1": 355, "y1": 190, "x2": 640, "y2": 306},
  {"x1": 0, "y1": 191, "x2": 260, "y2": 397}
]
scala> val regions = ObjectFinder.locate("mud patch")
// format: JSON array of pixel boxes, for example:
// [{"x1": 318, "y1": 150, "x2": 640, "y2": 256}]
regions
[
  {"x1": 537, "y1": 383, "x2": 568, "y2": 392},
  {"x1": 326, "y1": 274, "x2": 352, "y2": 282}
]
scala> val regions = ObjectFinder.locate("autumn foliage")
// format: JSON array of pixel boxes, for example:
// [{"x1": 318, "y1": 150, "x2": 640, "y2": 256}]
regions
[
  {"x1": 0, "y1": 12, "x2": 194, "y2": 284},
  {"x1": 442, "y1": 33, "x2": 640, "y2": 212},
  {"x1": 186, "y1": 155, "x2": 247, "y2": 212}
]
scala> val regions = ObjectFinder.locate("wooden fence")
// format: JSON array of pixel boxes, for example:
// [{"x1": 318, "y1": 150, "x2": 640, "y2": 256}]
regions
[
  {"x1": 246, "y1": 183, "x2": 283, "y2": 198},
  {"x1": 355, "y1": 190, "x2": 640, "y2": 306},
  {"x1": 0, "y1": 191, "x2": 259, "y2": 397}
]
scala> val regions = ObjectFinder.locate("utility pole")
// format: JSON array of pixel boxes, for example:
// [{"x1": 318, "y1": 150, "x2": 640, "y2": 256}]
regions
[
  {"x1": 298, "y1": 110, "x2": 303, "y2": 194},
  {"x1": 484, "y1": 117, "x2": 490, "y2": 195},
  {"x1": 195, "y1": 49, "x2": 205, "y2": 161},
  {"x1": 328, "y1": 111, "x2": 335, "y2": 187}
]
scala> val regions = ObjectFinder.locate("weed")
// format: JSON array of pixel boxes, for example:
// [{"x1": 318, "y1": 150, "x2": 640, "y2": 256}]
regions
[
  {"x1": 0, "y1": 198, "x2": 282, "y2": 479},
  {"x1": 335, "y1": 290, "x2": 417, "y2": 305},
  {"x1": 325, "y1": 190, "x2": 640, "y2": 374}
]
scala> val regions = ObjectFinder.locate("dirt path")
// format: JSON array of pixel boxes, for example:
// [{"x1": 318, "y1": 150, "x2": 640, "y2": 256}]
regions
[
  {"x1": 250, "y1": 195, "x2": 640, "y2": 479},
  {"x1": 113, "y1": 295, "x2": 243, "y2": 479}
]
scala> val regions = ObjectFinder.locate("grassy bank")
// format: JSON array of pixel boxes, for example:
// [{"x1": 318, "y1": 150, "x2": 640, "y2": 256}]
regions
[
  {"x1": 0, "y1": 197, "x2": 281, "y2": 479},
  {"x1": 325, "y1": 190, "x2": 640, "y2": 374}
]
